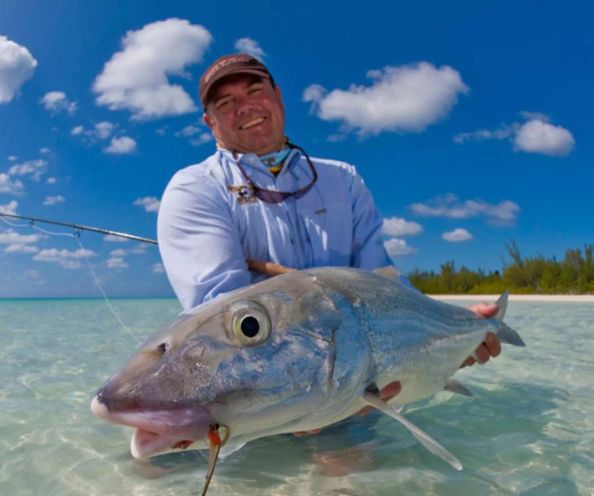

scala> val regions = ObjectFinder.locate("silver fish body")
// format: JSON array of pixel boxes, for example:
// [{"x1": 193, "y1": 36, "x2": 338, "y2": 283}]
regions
[{"x1": 91, "y1": 267, "x2": 522, "y2": 460}]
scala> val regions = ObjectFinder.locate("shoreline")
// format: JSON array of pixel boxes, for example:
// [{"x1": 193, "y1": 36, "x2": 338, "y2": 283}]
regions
[{"x1": 431, "y1": 294, "x2": 594, "y2": 303}]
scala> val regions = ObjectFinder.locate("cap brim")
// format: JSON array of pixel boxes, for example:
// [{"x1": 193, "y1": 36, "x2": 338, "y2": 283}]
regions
[{"x1": 202, "y1": 68, "x2": 271, "y2": 106}]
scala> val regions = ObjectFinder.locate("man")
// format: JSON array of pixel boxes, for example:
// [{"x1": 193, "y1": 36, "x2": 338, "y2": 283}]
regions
[{"x1": 158, "y1": 54, "x2": 501, "y2": 411}]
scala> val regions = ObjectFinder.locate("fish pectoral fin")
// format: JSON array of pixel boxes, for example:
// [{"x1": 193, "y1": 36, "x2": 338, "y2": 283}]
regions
[
  {"x1": 444, "y1": 379, "x2": 473, "y2": 397},
  {"x1": 361, "y1": 392, "x2": 463, "y2": 471}
]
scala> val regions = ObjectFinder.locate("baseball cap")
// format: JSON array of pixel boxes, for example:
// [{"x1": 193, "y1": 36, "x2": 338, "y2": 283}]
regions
[{"x1": 199, "y1": 54, "x2": 272, "y2": 107}]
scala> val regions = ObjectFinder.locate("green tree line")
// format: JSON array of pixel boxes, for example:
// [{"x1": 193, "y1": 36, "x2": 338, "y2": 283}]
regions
[{"x1": 408, "y1": 242, "x2": 594, "y2": 294}]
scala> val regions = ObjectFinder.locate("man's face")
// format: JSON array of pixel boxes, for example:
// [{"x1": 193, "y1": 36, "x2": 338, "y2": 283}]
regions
[{"x1": 203, "y1": 75, "x2": 286, "y2": 155}]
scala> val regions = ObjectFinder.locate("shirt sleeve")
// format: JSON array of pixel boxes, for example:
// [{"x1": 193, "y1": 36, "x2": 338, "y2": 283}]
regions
[
  {"x1": 348, "y1": 166, "x2": 394, "y2": 270},
  {"x1": 157, "y1": 169, "x2": 252, "y2": 312}
]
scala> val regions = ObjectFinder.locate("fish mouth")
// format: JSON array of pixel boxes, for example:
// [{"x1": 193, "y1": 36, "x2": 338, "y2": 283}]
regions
[
  {"x1": 91, "y1": 396, "x2": 212, "y2": 459},
  {"x1": 238, "y1": 115, "x2": 266, "y2": 130}
]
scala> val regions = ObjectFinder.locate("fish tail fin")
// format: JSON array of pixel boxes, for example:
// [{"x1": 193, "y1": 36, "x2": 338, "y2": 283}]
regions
[
  {"x1": 494, "y1": 290, "x2": 509, "y2": 321},
  {"x1": 497, "y1": 322, "x2": 525, "y2": 347},
  {"x1": 492, "y1": 290, "x2": 525, "y2": 347}
]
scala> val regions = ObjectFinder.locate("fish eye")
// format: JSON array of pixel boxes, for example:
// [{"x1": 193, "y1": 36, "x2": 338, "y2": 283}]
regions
[
  {"x1": 157, "y1": 342, "x2": 168, "y2": 354},
  {"x1": 227, "y1": 301, "x2": 271, "y2": 346},
  {"x1": 239, "y1": 315, "x2": 260, "y2": 338}
]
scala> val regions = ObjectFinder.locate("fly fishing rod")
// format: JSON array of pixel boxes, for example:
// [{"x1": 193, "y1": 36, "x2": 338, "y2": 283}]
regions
[{"x1": 0, "y1": 213, "x2": 158, "y2": 245}]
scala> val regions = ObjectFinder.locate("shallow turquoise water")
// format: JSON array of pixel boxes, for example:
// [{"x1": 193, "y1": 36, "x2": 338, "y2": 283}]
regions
[{"x1": 1, "y1": 299, "x2": 593, "y2": 495}]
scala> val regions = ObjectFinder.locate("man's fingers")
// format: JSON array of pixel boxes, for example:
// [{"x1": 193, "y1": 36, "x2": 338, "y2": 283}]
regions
[
  {"x1": 460, "y1": 356, "x2": 476, "y2": 368},
  {"x1": 474, "y1": 344, "x2": 491, "y2": 364},
  {"x1": 379, "y1": 381, "x2": 402, "y2": 402},
  {"x1": 247, "y1": 259, "x2": 294, "y2": 277},
  {"x1": 484, "y1": 332, "x2": 501, "y2": 357},
  {"x1": 356, "y1": 381, "x2": 402, "y2": 416},
  {"x1": 293, "y1": 428, "x2": 322, "y2": 437},
  {"x1": 470, "y1": 303, "x2": 499, "y2": 319}
]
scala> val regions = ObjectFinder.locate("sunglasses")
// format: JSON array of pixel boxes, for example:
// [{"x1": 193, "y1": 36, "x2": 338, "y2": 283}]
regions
[{"x1": 234, "y1": 142, "x2": 318, "y2": 203}]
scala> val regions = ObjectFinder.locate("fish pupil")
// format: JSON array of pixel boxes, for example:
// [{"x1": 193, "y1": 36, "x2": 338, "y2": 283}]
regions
[{"x1": 240, "y1": 316, "x2": 260, "y2": 338}]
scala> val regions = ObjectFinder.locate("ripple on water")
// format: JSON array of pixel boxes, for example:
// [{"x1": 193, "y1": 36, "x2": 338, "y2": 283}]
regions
[{"x1": 1, "y1": 299, "x2": 593, "y2": 495}]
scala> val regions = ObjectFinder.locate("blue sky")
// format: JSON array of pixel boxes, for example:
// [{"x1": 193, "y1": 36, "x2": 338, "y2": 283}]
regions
[{"x1": 1, "y1": 0, "x2": 592, "y2": 297}]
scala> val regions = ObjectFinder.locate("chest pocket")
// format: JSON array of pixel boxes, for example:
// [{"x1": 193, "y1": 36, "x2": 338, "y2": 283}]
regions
[{"x1": 299, "y1": 203, "x2": 352, "y2": 266}]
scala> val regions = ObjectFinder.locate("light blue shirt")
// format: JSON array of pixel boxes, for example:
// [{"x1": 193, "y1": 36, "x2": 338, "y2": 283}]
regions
[{"x1": 158, "y1": 148, "x2": 393, "y2": 312}]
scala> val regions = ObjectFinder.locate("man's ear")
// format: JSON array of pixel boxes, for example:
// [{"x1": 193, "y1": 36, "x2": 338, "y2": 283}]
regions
[{"x1": 203, "y1": 112, "x2": 212, "y2": 129}]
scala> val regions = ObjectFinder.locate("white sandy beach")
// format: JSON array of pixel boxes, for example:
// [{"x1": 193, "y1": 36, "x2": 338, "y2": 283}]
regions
[{"x1": 431, "y1": 294, "x2": 594, "y2": 303}]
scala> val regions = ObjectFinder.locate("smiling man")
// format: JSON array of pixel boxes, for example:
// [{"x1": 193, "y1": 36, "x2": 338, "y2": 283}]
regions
[
  {"x1": 157, "y1": 54, "x2": 501, "y2": 391},
  {"x1": 158, "y1": 53, "x2": 396, "y2": 313}
]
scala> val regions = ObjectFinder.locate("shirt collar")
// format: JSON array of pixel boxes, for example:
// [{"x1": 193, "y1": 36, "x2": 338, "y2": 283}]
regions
[{"x1": 218, "y1": 147, "x2": 301, "y2": 175}]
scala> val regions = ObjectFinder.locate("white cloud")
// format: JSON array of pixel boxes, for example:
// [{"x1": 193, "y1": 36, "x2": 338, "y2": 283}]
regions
[
  {"x1": 104, "y1": 234, "x2": 128, "y2": 243},
  {"x1": 130, "y1": 243, "x2": 147, "y2": 254},
  {"x1": 0, "y1": 200, "x2": 18, "y2": 214},
  {"x1": 0, "y1": 36, "x2": 37, "y2": 104},
  {"x1": 42, "y1": 195, "x2": 65, "y2": 206},
  {"x1": 5, "y1": 243, "x2": 39, "y2": 254},
  {"x1": 8, "y1": 155, "x2": 17, "y2": 162},
  {"x1": 410, "y1": 194, "x2": 519, "y2": 225},
  {"x1": 519, "y1": 111, "x2": 550, "y2": 122},
  {"x1": 453, "y1": 125, "x2": 515, "y2": 144},
  {"x1": 153, "y1": 262, "x2": 165, "y2": 273},
  {"x1": 46, "y1": 177, "x2": 57, "y2": 184},
  {"x1": 175, "y1": 124, "x2": 212, "y2": 145},
  {"x1": 304, "y1": 62, "x2": 468, "y2": 136},
  {"x1": 93, "y1": 18, "x2": 212, "y2": 120},
  {"x1": 40, "y1": 91, "x2": 77, "y2": 114},
  {"x1": 176, "y1": 124, "x2": 200, "y2": 137},
  {"x1": 0, "y1": 173, "x2": 24, "y2": 194},
  {"x1": 33, "y1": 247, "x2": 95, "y2": 269},
  {"x1": 0, "y1": 229, "x2": 40, "y2": 244},
  {"x1": 514, "y1": 119, "x2": 575, "y2": 156},
  {"x1": 442, "y1": 228, "x2": 473, "y2": 242},
  {"x1": 384, "y1": 238, "x2": 417, "y2": 256},
  {"x1": 106, "y1": 256, "x2": 129, "y2": 269},
  {"x1": 94, "y1": 121, "x2": 115, "y2": 139},
  {"x1": 383, "y1": 217, "x2": 423, "y2": 237},
  {"x1": 71, "y1": 121, "x2": 116, "y2": 141},
  {"x1": 8, "y1": 159, "x2": 47, "y2": 181},
  {"x1": 134, "y1": 196, "x2": 160, "y2": 213},
  {"x1": 455, "y1": 114, "x2": 574, "y2": 157},
  {"x1": 40, "y1": 147, "x2": 51, "y2": 154},
  {"x1": 234, "y1": 37, "x2": 265, "y2": 60},
  {"x1": 110, "y1": 248, "x2": 126, "y2": 257},
  {"x1": 105, "y1": 136, "x2": 137, "y2": 154},
  {"x1": 302, "y1": 84, "x2": 325, "y2": 107},
  {"x1": 191, "y1": 132, "x2": 213, "y2": 146}
]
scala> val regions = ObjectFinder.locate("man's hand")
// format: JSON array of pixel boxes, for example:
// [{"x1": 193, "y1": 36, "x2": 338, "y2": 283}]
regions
[
  {"x1": 247, "y1": 259, "x2": 294, "y2": 277},
  {"x1": 460, "y1": 303, "x2": 501, "y2": 368}
]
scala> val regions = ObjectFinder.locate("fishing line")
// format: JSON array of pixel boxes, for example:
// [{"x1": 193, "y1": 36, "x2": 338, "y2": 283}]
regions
[
  {"x1": 74, "y1": 235, "x2": 141, "y2": 345},
  {"x1": 1, "y1": 215, "x2": 141, "y2": 344}
]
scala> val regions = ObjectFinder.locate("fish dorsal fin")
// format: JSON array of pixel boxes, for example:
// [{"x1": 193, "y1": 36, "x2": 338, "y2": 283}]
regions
[
  {"x1": 373, "y1": 266, "x2": 401, "y2": 280},
  {"x1": 361, "y1": 392, "x2": 463, "y2": 471}
]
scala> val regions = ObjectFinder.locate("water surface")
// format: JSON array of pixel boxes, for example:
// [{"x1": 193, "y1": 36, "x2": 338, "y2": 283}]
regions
[{"x1": 1, "y1": 299, "x2": 592, "y2": 495}]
